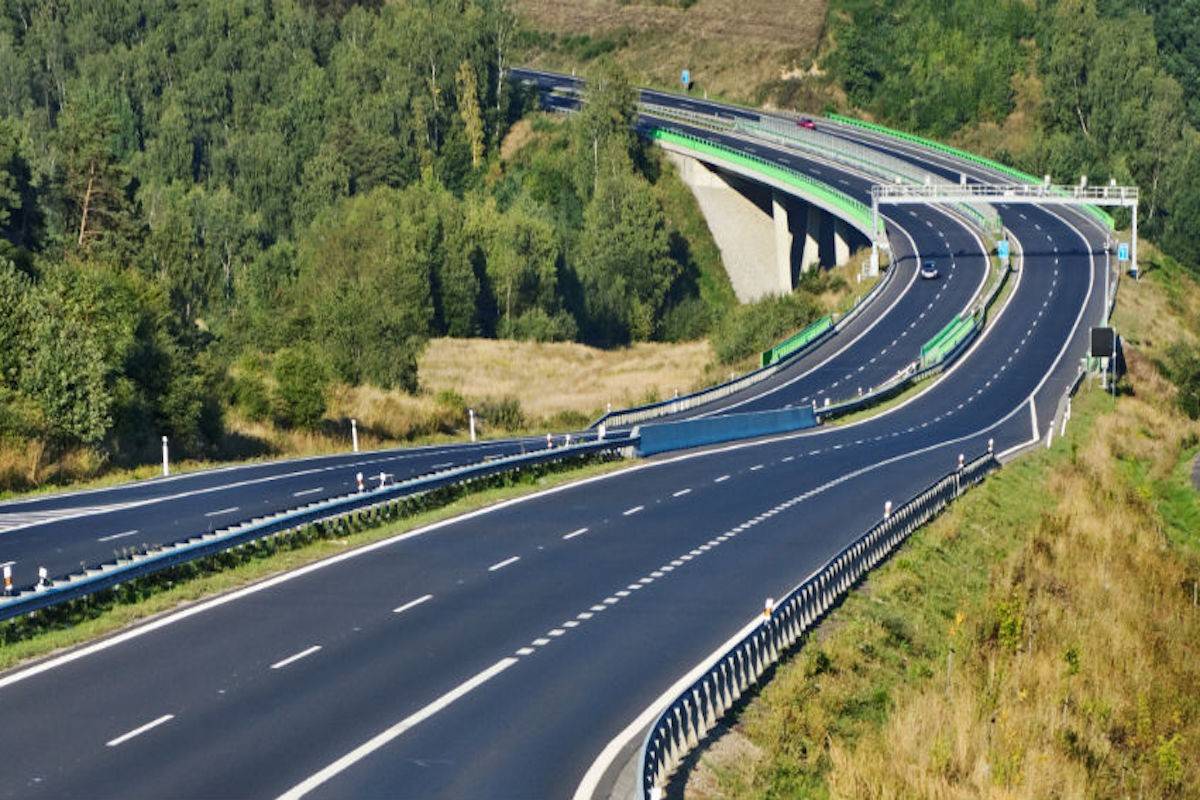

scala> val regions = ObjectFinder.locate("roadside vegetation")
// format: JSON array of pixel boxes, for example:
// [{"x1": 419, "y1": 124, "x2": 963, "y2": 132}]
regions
[
  {"x1": 523, "y1": 0, "x2": 1200, "y2": 283},
  {"x1": 679, "y1": 254, "x2": 1200, "y2": 798},
  {"x1": 0, "y1": 0, "x2": 872, "y2": 495}
]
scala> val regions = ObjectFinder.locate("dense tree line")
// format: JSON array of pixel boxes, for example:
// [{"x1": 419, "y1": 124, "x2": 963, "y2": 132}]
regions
[
  {"x1": 827, "y1": 0, "x2": 1200, "y2": 270},
  {"x1": 0, "y1": 0, "x2": 716, "y2": 466}
]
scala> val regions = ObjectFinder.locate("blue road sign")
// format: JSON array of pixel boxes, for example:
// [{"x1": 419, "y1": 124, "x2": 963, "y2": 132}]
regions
[
  {"x1": 997, "y1": 240, "x2": 1010, "y2": 260},
  {"x1": 681, "y1": 69, "x2": 690, "y2": 87},
  {"x1": 1118, "y1": 242, "x2": 1130, "y2": 261}
]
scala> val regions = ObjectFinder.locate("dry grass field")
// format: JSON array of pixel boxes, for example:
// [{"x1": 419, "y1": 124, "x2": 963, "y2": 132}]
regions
[
  {"x1": 418, "y1": 336, "x2": 715, "y2": 420},
  {"x1": 517, "y1": 0, "x2": 829, "y2": 104},
  {"x1": 682, "y1": 258, "x2": 1200, "y2": 798}
]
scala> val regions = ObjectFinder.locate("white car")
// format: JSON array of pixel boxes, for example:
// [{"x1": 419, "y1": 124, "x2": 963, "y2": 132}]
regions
[{"x1": 920, "y1": 261, "x2": 939, "y2": 279}]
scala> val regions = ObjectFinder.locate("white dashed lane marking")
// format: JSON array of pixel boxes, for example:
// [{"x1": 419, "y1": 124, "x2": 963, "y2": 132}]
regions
[
  {"x1": 271, "y1": 645, "x2": 322, "y2": 670},
  {"x1": 393, "y1": 594, "x2": 433, "y2": 615},
  {"x1": 106, "y1": 714, "x2": 175, "y2": 747},
  {"x1": 487, "y1": 556, "x2": 520, "y2": 572}
]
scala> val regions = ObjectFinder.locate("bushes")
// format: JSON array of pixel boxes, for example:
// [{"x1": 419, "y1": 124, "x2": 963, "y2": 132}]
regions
[
  {"x1": 712, "y1": 292, "x2": 823, "y2": 365},
  {"x1": 1166, "y1": 345, "x2": 1200, "y2": 420},
  {"x1": 272, "y1": 346, "x2": 330, "y2": 430},
  {"x1": 477, "y1": 397, "x2": 525, "y2": 431}
]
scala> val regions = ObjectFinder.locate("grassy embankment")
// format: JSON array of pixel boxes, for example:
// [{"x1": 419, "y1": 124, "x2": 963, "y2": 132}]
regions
[
  {"x1": 681, "y1": 246, "x2": 1200, "y2": 798},
  {"x1": 516, "y1": 0, "x2": 830, "y2": 107}
]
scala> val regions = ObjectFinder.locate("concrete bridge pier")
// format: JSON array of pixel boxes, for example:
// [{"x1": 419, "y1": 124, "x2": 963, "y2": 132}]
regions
[{"x1": 666, "y1": 150, "x2": 869, "y2": 302}]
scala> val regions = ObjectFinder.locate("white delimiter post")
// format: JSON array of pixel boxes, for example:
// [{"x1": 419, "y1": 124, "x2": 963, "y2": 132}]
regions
[
  {"x1": 161, "y1": 436, "x2": 169, "y2": 477},
  {"x1": 468, "y1": 408, "x2": 477, "y2": 442},
  {"x1": 351, "y1": 418, "x2": 359, "y2": 453},
  {"x1": 1131, "y1": 203, "x2": 1138, "y2": 283}
]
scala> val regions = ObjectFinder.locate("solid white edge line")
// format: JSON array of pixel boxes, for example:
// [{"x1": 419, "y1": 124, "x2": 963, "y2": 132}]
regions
[
  {"x1": 572, "y1": 195, "x2": 1107, "y2": 800},
  {"x1": 276, "y1": 658, "x2": 518, "y2": 800},
  {"x1": 694, "y1": 214, "x2": 921, "y2": 417},
  {"x1": 106, "y1": 714, "x2": 174, "y2": 747},
  {"x1": 0, "y1": 206, "x2": 1100, "y2": 693},
  {"x1": 570, "y1": 617, "x2": 761, "y2": 800},
  {"x1": 488, "y1": 556, "x2": 521, "y2": 572},
  {"x1": 270, "y1": 645, "x2": 322, "y2": 670},
  {"x1": 392, "y1": 593, "x2": 434, "y2": 615}
]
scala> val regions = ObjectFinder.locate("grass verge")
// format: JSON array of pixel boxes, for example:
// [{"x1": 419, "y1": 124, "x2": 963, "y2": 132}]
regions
[
  {"x1": 0, "y1": 455, "x2": 633, "y2": 674},
  {"x1": 682, "y1": 351, "x2": 1200, "y2": 797}
]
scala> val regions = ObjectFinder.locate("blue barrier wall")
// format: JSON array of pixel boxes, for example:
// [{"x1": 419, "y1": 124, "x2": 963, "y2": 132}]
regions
[{"x1": 635, "y1": 407, "x2": 817, "y2": 456}]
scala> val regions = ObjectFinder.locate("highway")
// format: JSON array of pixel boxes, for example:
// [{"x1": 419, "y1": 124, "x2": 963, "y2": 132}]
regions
[
  {"x1": 0, "y1": 93, "x2": 990, "y2": 589},
  {"x1": 0, "y1": 74, "x2": 1109, "y2": 799}
]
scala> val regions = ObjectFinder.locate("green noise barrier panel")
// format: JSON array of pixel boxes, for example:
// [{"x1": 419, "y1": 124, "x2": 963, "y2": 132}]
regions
[
  {"x1": 651, "y1": 128, "x2": 874, "y2": 232},
  {"x1": 761, "y1": 315, "x2": 833, "y2": 367}
]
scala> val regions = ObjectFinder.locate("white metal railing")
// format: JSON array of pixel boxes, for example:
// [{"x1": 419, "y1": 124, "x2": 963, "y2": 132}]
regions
[{"x1": 873, "y1": 182, "x2": 1139, "y2": 206}]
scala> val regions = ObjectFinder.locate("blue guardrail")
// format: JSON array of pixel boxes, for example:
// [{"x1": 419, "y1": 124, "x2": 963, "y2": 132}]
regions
[{"x1": 634, "y1": 407, "x2": 817, "y2": 457}]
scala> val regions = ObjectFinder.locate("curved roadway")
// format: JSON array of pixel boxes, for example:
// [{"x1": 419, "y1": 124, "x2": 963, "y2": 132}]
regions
[{"x1": 0, "y1": 78, "x2": 1109, "y2": 800}]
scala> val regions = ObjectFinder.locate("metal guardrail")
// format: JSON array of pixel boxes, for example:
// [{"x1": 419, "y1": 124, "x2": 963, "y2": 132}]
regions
[
  {"x1": 815, "y1": 225, "x2": 1020, "y2": 421},
  {"x1": 589, "y1": 263, "x2": 898, "y2": 431},
  {"x1": 0, "y1": 437, "x2": 634, "y2": 622},
  {"x1": 829, "y1": 114, "x2": 1118, "y2": 230},
  {"x1": 641, "y1": 103, "x2": 1003, "y2": 240},
  {"x1": 638, "y1": 449, "x2": 999, "y2": 798},
  {"x1": 651, "y1": 128, "x2": 874, "y2": 232}
]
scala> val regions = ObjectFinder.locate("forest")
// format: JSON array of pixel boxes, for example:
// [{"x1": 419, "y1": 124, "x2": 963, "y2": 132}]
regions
[
  {"x1": 0, "y1": 0, "x2": 777, "y2": 478},
  {"x1": 826, "y1": 0, "x2": 1200, "y2": 270}
]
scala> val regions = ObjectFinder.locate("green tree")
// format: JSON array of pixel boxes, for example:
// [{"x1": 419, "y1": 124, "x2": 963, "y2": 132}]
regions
[
  {"x1": 272, "y1": 345, "x2": 330, "y2": 430},
  {"x1": 294, "y1": 187, "x2": 435, "y2": 391},
  {"x1": 56, "y1": 94, "x2": 137, "y2": 257},
  {"x1": 0, "y1": 259, "x2": 31, "y2": 388},
  {"x1": 1042, "y1": 0, "x2": 1099, "y2": 141},
  {"x1": 574, "y1": 59, "x2": 637, "y2": 197},
  {"x1": 457, "y1": 60, "x2": 486, "y2": 169},
  {"x1": 577, "y1": 163, "x2": 678, "y2": 343},
  {"x1": 0, "y1": 119, "x2": 39, "y2": 258}
]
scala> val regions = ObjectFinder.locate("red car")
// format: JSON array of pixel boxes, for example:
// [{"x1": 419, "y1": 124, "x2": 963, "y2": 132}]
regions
[{"x1": 797, "y1": 118, "x2": 816, "y2": 130}]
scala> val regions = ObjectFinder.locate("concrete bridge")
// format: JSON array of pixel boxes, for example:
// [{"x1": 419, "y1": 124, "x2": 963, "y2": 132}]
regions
[{"x1": 666, "y1": 150, "x2": 870, "y2": 302}]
